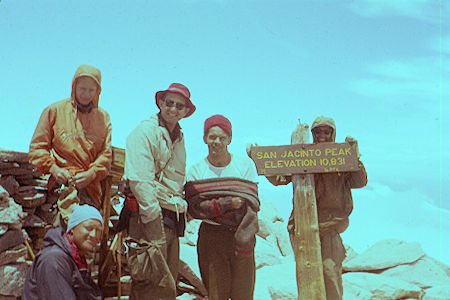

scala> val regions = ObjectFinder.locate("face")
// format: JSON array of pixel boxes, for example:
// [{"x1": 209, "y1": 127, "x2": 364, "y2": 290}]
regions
[
  {"x1": 75, "y1": 76, "x2": 98, "y2": 106},
  {"x1": 204, "y1": 126, "x2": 231, "y2": 157},
  {"x1": 158, "y1": 92, "x2": 188, "y2": 128},
  {"x1": 312, "y1": 125, "x2": 333, "y2": 143},
  {"x1": 69, "y1": 219, "x2": 102, "y2": 256}
]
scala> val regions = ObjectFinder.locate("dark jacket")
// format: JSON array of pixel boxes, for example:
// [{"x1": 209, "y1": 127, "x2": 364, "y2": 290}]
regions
[
  {"x1": 185, "y1": 177, "x2": 260, "y2": 253},
  {"x1": 22, "y1": 228, "x2": 102, "y2": 300}
]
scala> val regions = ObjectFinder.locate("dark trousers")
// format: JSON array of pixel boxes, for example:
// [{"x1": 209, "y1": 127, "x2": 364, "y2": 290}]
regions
[
  {"x1": 197, "y1": 222, "x2": 255, "y2": 300},
  {"x1": 288, "y1": 212, "x2": 346, "y2": 300}
]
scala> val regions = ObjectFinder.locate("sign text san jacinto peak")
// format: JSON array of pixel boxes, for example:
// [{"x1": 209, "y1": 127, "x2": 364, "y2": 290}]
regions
[{"x1": 249, "y1": 142, "x2": 360, "y2": 176}]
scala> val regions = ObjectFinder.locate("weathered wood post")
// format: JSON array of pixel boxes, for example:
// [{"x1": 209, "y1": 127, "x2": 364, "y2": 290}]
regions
[{"x1": 290, "y1": 121, "x2": 326, "y2": 300}]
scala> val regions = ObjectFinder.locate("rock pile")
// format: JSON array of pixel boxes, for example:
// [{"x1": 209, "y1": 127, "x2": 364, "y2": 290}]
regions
[{"x1": 0, "y1": 185, "x2": 29, "y2": 299}]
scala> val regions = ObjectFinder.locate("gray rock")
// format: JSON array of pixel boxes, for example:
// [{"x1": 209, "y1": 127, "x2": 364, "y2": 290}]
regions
[
  {"x1": 255, "y1": 259, "x2": 297, "y2": 300},
  {"x1": 423, "y1": 284, "x2": 450, "y2": 300},
  {"x1": 0, "y1": 263, "x2": 30, "y2": 297},
  {"x1": 382, "y1": 255, "x2": 450, "y2": 288},
  {"x1": 255, "y1": 236, "x2": 282, "y2": 269},
  {"x1": 343, "y1": 272, "x2": 423, "y2": 300},
  {"x1": 344, "y1": 239, "x2": 425, "y2": 272},
  {"x1": 0, "y1": 197, "x2": 24, "y2": 226},
  {"x1": 0, "y1": 245, "x2": 28, "y2": 266}
]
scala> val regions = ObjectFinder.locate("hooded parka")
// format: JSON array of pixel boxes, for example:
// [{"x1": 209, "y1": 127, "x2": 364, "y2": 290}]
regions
[
  {"x1": 22, "y1": 228, "x2": 102, "y2": 300},
  {"x1": 29, "y1": 65, "x2": 112, "y2": 207}
]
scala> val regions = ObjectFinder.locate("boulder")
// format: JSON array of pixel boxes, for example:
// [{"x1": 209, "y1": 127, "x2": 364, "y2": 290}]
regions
[
  {"x1": 255, "y1": 236, "x2": 282, "y2": 269},
  {"x1": 381, "y1": 255, "x2": 450, "y2": 289},
  {"x1": 344, "y1": 239, "x2": 425, "y2": 272},
  {"x1": 423, "y1": 284, "x2": 450, "y2": 300},
  {"x1": 254, "y1": 258, "x2": 297, "y2": 300},
  {"x1": 343, "y1": 272, "x2": 423, "y2": 300}
]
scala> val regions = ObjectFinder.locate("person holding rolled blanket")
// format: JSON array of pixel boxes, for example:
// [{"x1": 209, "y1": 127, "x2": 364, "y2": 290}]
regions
[
  {"x1": 22, "y1": 205, "x2": 103, "y2": 300},
  {"x1": 185, "y1": 114, "x2": 259, "y2": 300}
]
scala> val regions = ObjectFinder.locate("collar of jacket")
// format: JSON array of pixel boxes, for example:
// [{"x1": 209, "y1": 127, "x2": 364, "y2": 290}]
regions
[
  {"x1": 157, "y1": 113, "x2": 182, "y2": 142},
  {"x1": 64, "y1": 233, "x2": 88, "y2": 270}
]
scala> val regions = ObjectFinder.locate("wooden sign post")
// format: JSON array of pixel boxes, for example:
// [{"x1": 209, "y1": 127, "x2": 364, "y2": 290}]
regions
[{"x1": 248, "y1": 121, "x2": 359, "y2": 300}]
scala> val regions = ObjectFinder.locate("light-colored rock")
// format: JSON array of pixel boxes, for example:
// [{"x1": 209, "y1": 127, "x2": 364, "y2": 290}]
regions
[
  {"x1": 344, "y1": 239, "x2": 425, "y2": 271},
  {"x1": 0, "y1": 186, "x2": 9, "y2": 201},
  {"x1": 0, "y1": 263, "x2": 30, "y2": 297},
  {"x1": 180, "y1": 243, "x2": 201, "y2": 279},
  {"x1": 255, "y1": 258, "x2": 297, "y2": 300},
  {"x1": 0, "y1": 245, "x2": 28, "y2": 266},
  {"x1": 181, "y1": 219, "x2": 201, "y2": 247},
  {"x1": 0, "y1": 197, "x2": 25, "y2": 225},
  {"x1": 343, "y1": 272, "x2": 423, "y2": 300},
  {"x1": 382, "y1": 255, "x2": 450, "y2": 289},
  {"x1": 343, "y1": 244, "x2": 358, "y2": 265},
  {"x1": 271, "y1": 221, "x2": 293, "y2": 257},
  {"x1": 423, "y1": 284, "x2": 450, "y2": 300},
  {"x1": 255, "y1": 236, "x2": 282, "y2": 269}
]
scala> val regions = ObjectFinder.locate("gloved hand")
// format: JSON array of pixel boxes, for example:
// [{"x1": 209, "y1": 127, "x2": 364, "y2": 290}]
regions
[
  {"x1": 345, "y1": 136, "x2": 361, "y2": 158},
  {"x1": 246, "y1": 143, "x2": 259, "y2": 158}
]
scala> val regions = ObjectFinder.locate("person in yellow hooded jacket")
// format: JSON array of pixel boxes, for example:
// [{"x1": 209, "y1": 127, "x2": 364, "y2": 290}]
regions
[
  {"x1": 267, "y1": 116, "x2": 367, "y2": 300},
  {"x1": 29, "y1": 64, "x2": 112, "y2": 215}
]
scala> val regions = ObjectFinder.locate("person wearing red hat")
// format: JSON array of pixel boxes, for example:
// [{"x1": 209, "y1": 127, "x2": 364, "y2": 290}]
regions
[
  {"x1": 186, "y1": 114, "x2": 259, "y2": 300},
  {"x1": 124, "y1": 83, "x2": 196, "y2": 299}
]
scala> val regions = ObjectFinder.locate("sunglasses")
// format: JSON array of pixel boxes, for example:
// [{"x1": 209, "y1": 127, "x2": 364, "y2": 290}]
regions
[
  {"x1": 162, "y1": 99, "x2": 186, "y2": 110},
  {"x1": 313, "y1": 128, "x2": 333, "y2": 135}
]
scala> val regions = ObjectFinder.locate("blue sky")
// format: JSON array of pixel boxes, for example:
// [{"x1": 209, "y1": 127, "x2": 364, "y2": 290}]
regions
[{"x1": 0, "y1": 0, "x2": 448, "y2": 258}]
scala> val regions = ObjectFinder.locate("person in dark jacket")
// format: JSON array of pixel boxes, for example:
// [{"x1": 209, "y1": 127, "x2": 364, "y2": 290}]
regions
[
  {"x1": 267, "y1": 116, "x2": 367, "y2": 300},
  {"x1": 22, "y1": 205, "x2": 103, "y2": 300}
]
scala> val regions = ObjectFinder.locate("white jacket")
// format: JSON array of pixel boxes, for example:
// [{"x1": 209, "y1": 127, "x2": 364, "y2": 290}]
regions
[{"x1": 125, "y1": 114, "x2": 187, "y2": 223}]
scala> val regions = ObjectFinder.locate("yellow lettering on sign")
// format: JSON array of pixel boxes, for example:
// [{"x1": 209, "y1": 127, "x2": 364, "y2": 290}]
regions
[
  {"x1": 257, "y1": 152, "x2": 263, "y2": 159},
  {"x1": 339, "y1": 148, "x2": 345, "y2": 155},
  {"x1": 345, "y1": 148, "x2": 351, "y2": 155},
  {"x1": 264, "y1": 161, "x2": 273, "y2": 168},
  {"x1": 263, "y1": 152, "x2": 277, "y2": 159}
]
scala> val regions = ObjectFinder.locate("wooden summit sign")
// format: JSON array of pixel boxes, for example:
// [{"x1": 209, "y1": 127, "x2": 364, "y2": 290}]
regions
[{"x1": 249, "y1": 142, "x2": 359, "y2": 176}]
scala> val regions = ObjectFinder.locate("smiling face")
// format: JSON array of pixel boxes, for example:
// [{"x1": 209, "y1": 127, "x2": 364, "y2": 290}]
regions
[
  {"x1": 75, "y1": 76, "x2": 98, "y2": 106},
  {"x1": 312, "y1": 125, "x2": 334, "y2": 143},
  {"x1": 158, "y1": 92, "x2": 188, "y2": 130},
  {"x1": 69, "y1": 219, "x2": 102, "y2": 256},
  {"x1": 204, "y1": 126, "x2": 232, "y2": 158}
]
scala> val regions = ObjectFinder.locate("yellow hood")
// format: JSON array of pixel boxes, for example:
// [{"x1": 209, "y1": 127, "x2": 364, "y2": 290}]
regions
[{"x1": 70, "y1": 64, "x2": 102, "y2": 108}]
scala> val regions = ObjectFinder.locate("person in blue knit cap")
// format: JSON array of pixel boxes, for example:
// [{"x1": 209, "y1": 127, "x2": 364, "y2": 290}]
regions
[{"x1": 22, "y1": 205, "x2": 103, "y2": 300}]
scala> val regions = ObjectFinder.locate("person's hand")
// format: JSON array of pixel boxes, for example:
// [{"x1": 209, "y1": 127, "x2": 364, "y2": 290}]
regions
[
  {"x1": 73, "y1": 169, "x2": 96, "y2": 189},
  {"x1": 231, "y1": 197, "x2": 245, "y2": 209},
  {"x1": 50, "y1": 165, "x2": 71, "y2": 185},
  {"x1": 345, "y1": 136, "x2": 361, "y2": 158},
  {"x1": 246, "y1": 143, "x2": 258, "y2": 158}
]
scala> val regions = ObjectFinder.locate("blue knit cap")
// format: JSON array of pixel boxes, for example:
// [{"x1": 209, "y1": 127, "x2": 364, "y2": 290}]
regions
[{"x1": 66, "y1": 205, "x2": 103, "y2": 232}]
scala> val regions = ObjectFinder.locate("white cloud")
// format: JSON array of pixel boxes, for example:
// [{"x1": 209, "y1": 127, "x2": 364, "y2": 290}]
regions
[
  {"x1": 349, "y1": 0, "x2": 448, "y2": 23},
  {"x1": 429, "y1": 35, "x2": 450, "y2": 55},
  {"x1": 348, "y1": 57, "x2": 450, "y2": 106}
]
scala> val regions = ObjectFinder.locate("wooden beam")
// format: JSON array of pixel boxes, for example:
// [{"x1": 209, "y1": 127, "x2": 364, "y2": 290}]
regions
[{"x1": 291, "y1": 121, "x2": 326, "y2": 300}]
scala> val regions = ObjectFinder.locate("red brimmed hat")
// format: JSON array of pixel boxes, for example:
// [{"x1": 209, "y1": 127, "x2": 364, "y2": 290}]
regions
[{"x1": 155, "y1": 83, "x2": 196, "y2": 118}]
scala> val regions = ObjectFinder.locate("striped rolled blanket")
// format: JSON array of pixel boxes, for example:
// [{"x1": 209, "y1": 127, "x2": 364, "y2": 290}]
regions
[{"x1": 184, "y1": 177, "x2": 260, "y2": 254}]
